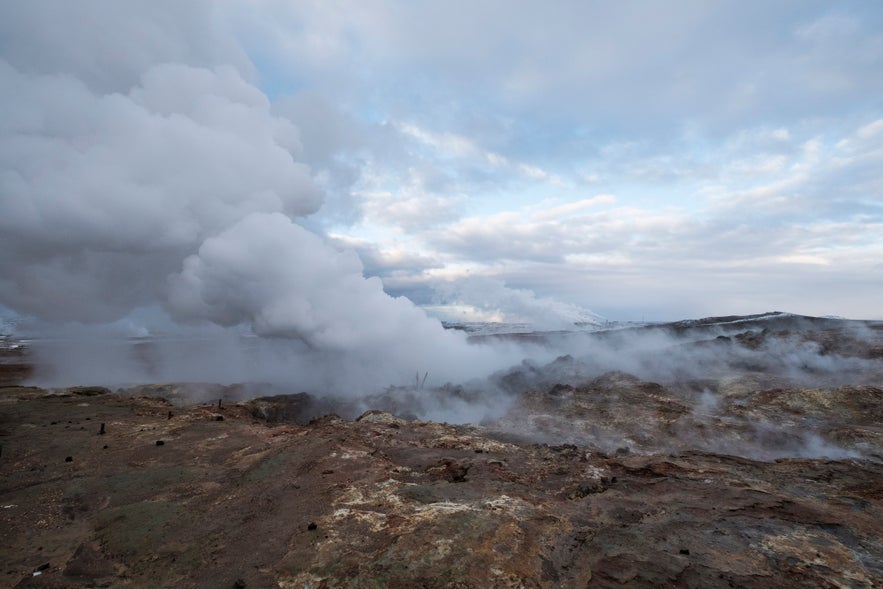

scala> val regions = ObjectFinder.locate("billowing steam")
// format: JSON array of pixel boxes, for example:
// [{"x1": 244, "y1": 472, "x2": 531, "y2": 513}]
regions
[
  {"x1": 0, "y1": 9, "x2": 527, "y2": 393},
  {"x1": 170, "y1": 212, "x2": 429, "y2": 348},
  {"x1": 0, "y1": 61, "x2": 320, "y2": 322}
]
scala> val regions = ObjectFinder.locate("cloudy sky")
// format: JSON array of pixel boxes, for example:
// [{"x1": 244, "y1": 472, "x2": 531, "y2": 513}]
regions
[{"x1": 2, "y1": 0, "x2": 882, "y2": 330}]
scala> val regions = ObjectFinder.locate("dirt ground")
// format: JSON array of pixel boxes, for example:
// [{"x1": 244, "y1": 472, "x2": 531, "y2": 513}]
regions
[
  {"x1": 1, "y1": 383, "x2": 881, "y2": 588},
  {"x1": 2, "y1": 315, "x2": 882, "y2": 587}
]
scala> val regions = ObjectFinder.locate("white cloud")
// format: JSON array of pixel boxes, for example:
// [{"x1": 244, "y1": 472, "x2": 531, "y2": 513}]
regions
[
  {"x1": 392, "y1": 121, "x2": 558, "y2": 185},
  {"x1": 531, "y1": 196, "x2": 617, "y2": 221},
  {"x1": 214, "y1": 3, "x2": 883, "y2": 324},
  {"x1": 433, "y1": 276, "x2": 604, "y2": 329},
  {"x1": 370, "y1": 111, "x2": 883, "y2": 320},
  {"x1": 327, "y1": 235, "x2": 443, "y2": 277},
  {"x1": 795, "y1": 14, "x2": 860, "y2": 42},
  {"x1": 0, "y1": 0, "x2": 252, "y2": 92}
]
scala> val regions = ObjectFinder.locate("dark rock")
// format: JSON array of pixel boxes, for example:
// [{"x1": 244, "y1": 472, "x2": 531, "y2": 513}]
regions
[
  {"x1": 549, "y1": 383, "x2": 575, "y2": 396},
  {"x1": 155, "y1": 440, "x2": 164, "y2": 446},
  {"x1": 307, "y1": 522, "x2": 317, "y2": 531},
  {"x1": 396, "y1": 485, "x2": 444, "y2": 504},
  {"x1": 65, "y1": 456, "x2": 72, "y2": 462},
  {"x1": 427, "y1": 459, "x2": 470, "y2": 483},
  {"x1": 308, "y1": 414, "x2": 344, "y2": 426},
  {"x1": 247, "y1": 393, "x2": 332, "y2": 425},
  {"x1": 356, "y1": 410, "x2": 407, "y2": 425},
  {"x1": 567, "y1": 481, "x2": 607, "y2": 499},
  {"x1": 67, "y1": 386, "x2": 111, "y2": 396},
  {"x1": 63, "y1": 542, "x2": 114, "y2": 579}
]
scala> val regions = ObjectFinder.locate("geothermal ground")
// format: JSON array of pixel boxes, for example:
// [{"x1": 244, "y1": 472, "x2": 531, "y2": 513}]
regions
[{"x1": 1, "y1": 314, "x2": 882, "y2": 588}]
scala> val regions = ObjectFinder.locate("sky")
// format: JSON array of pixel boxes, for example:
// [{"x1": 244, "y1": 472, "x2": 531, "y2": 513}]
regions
[{"x1": 1, "y1": 0, "x2": 882, "y2": 333}]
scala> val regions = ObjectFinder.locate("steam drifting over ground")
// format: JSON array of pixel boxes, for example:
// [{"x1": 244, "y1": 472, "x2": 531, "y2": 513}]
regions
[
  {"x1": 7, "y1": 312, "x2": 882, "y2": 463},
  {"x1": 2, "y1": 3, "x2": 882, "y2": 465}
]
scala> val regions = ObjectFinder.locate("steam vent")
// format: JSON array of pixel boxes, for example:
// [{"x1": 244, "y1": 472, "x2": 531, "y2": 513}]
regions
[{"x1": 2, "y1": 314, "x2": 882, "y2": 587}]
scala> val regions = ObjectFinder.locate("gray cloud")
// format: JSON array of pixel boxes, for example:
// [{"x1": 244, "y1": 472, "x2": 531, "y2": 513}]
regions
[
  {"x1": 0, "y1": 0, "x2": 252, "y2": 92},
  {"x1": 222, "y1": 3, "x2": 883, "y2": 327},
  {"x1": 234, "y1": 2, "x2": 882, "y2": 138}
]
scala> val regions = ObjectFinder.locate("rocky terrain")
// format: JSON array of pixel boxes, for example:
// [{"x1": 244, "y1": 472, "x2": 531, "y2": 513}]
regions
[
  {"x1": 0, "y1": 335, "x2": 30, "y2": 388},
  {"x1": 1, "y1": 314, "x2": 882, "y2": 588}
]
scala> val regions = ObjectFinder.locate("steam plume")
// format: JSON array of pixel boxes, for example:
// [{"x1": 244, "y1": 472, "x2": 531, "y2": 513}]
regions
[
  {"x1": 0, "y1": 8, "x2": 523, "y2": 393},
  {"x1": 0, "y1": 60, "x2": 320, "y2": 322}
]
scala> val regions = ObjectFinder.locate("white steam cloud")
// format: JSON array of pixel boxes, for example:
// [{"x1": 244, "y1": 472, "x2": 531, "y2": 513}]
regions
[
  {"x1": 170, "y1": 212, "x2": 421, "y2": 347},
  {"x1": 0, "y1": 60, "x2": 320, "y2": 321},
  {"x1": 0, "y1": 3, "x2": 527, "y2": 395},
  {"x1": 166, "y1": 211, "x2": 515, "y2": 387}
]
